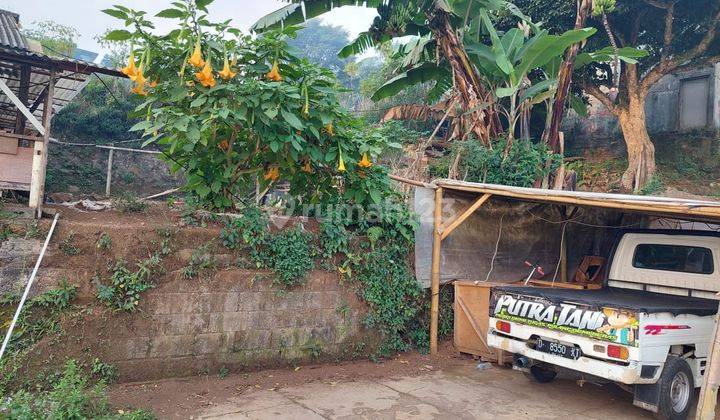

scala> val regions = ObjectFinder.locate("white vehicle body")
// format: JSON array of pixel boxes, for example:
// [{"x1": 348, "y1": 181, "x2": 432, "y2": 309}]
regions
[{"x1": 487, "y1": 231, "x2": 720, "y2": 416}]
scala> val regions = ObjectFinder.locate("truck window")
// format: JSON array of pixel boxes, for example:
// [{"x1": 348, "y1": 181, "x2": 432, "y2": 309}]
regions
[{"x1": 632, "y1": 244, "x2": 714, "y2": 274}]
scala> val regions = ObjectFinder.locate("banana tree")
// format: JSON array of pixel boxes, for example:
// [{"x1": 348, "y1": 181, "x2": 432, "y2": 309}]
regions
[
  {"x1": 253, "y1": 0, "x2": 520, "y2": 146},
  {"x1": 468, "y1": 13, "x2": 596, "y2": 151}
]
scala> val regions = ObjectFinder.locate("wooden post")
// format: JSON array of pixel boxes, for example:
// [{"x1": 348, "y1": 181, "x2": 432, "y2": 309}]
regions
[
  {"x1": 697, "y1": 301, "x2": 720, "y2": 419},
  {"x1": 105, "y1": 144, "x2": 114, "y2": 197},
  {"x1": 29, "y1": 71, "x2": 54, "y2": 218},
  {"x1": 14, "y1": 64, "x2": 30, "y2": 134},
  {"x1": 430, "y1": 187, "x2": 443, "y2": 355}
]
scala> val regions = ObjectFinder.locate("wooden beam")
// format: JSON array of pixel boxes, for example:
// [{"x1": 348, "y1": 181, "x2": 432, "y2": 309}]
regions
[
  {"x1": 0, "y1": 132, "x2": 44, "y2": 142},
  {"x1": 14, "y1": 64, "x2": 30, "y2": 134},
  {"x1": 28, "y1": 73, "x2": 54, "y2": 217},
  {"x1": 440, "y1": 193, "x2": 492, "y2": 240},
  {"x1": 430, "y1": 187, "x2": 443, "y2": 356},
  {"x1": 0, "y1": 78, "x2": 45, "y2": 135}
]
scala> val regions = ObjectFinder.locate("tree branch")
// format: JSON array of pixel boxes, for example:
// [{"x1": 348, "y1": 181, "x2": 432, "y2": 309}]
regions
[
  {"x1": 640, "y1": 4, "x2": 720, "y2": 94},
  {"x1": 582, "y1": 82, "x2": 619, "y2": 116}
]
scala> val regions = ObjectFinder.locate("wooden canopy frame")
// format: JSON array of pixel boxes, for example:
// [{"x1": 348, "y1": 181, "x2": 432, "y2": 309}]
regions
[{"x1": 406, "y1": 177, "x2": 720, "y2": 418}]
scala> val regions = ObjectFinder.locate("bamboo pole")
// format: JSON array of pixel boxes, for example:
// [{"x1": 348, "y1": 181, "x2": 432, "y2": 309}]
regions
[
  {"x1": 430, "y1": 187, "x2": 443, "y2": 355},
  {"x1": 440, "y1": 193, "x2": 491, "y2": 240},
  {"x1": 434, "y1": 182, "x2": 720, "y2": 219}
]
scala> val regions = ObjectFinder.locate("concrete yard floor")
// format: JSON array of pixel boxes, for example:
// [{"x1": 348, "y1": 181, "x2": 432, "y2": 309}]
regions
[{"x1": 194, "y1": 362, "x2": 654, "y2": 419}]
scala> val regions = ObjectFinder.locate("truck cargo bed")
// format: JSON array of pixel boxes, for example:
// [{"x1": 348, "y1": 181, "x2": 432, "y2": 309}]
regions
[{"x1": 493, "y1": 285, "x2": 718, "y2": 316}]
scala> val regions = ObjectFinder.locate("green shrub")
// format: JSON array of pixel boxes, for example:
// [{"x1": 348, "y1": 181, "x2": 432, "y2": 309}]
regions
[
  {"x1": 0, "y1": 360, "x2": 153, "y2": 419},
  {"x1": 59, "y1": 232, "x2": 81, "y2": 255},
  {"x1": 95, "y1": 255, "x2": 162, "y2": 312},
  {"x1": 448, "y1": 137, "x2": 561, "y2": 187},
  {"x1": 181, "y1": 242, "x2": 217, "y2": 279},
  {"x1": 113, "y1": 193, "x2": 148, "y2": 213},
  {"x1": 638, "y1": 176, "x2": 665, "y2": 195},
  {"x1": 96, "y1": 233, "x2": 112, "y2": 251},
  {"x1": 262, "y1": 227, "x2": 315, "y2": 288}
]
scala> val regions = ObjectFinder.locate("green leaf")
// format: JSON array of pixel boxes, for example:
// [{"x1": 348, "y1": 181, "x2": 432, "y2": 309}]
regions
[
  {"x1": 369, "y1": 189, "x2": 382, "y2": 204},
  {"x1": 264, "y1": 107, "x2": 279, "y2": 119},
  {"x1": 569, "y1": 95, "x2": 588, "y2": 117},
  {"x1": 156, "y1": 8, "x2": 185, "y2": 18},
  {"x1": 129, "y1": 120, "x2": 152, "y2": 132},
  {"x1": 195, "y1": 184, "x2": 211, "y2": 199},
  {"x1": 190, "y1": 96, "x2": 207, "y2": 108},
  {"x1": 105, "y1": 29, "x2": 133, "y2": 41},
  {"x1": 515, "y1": 28, "x2": 597, "y2": 79},
  {"x1": 371, "y1": 63, "x2": 444, "y2": 102},
  {"x1": 519, "y1": 78, "x2": 557, "y2": 103},
  {"x1": 496, "y1": 86, "x2": 517, "y2": 98},
  {"x1": 102, "y1": 8, "x2": 128, "y2": 20},
  {"x1": 280, "y1": 108, "x2": 305, "y2": 130}
]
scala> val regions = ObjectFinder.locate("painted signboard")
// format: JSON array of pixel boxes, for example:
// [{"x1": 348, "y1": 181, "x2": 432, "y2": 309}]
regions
[{"x1": 491, "y1": 292, "x2": 639, "y2": 346}]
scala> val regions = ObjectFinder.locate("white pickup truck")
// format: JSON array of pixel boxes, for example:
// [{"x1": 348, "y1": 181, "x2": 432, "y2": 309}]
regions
[{"x1": 487, "y1": 230, "x2": 720, "y2": 419}]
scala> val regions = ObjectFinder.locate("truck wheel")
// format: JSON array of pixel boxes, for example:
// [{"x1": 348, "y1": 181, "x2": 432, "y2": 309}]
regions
[
  {"x1": 526, "y1": 365, "x2": 557, "y2": 383},
  {"x1": 655, "y1": 356, "x2": 695, "y2": 420}
]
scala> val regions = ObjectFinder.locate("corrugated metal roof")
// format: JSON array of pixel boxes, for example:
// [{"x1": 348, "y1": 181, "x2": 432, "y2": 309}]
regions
[
  {"x1": 0, "y1": 9, "x2": 27, "y2": 50},
  {"x1": 0, "y1": 10, "x2": 125, "y2": 134}
]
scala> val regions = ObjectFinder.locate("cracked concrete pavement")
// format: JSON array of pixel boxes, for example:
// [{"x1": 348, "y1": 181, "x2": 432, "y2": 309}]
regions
[{"x1": 197, "y1": 362, "x2": 655, "y2": 419}]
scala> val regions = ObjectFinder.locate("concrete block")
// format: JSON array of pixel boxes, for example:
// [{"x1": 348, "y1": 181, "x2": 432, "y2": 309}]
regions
[
  {"x1": 192, "y1": 333, "x2": 224, "y2": 355},
  {"x1": 222, "y1": 293, "x2": 240, "y2": 312},
  {"x1": 158, "y1": 313, "x2": 209, "y2": 335},
  {"x1": 221, "y1": 311, "x2": 247, "y2": 332},
  {"x1": 148, "y1": 335, "x2": 195, "y2": 358},
  {"x1": 233, "y1": 329, "x2": 272, "y2": 351}
]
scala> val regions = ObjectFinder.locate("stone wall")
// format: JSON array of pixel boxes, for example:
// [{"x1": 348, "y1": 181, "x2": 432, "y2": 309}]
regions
[{"x1": 7, "y1": 212, "x2": 374, "y2": 384}]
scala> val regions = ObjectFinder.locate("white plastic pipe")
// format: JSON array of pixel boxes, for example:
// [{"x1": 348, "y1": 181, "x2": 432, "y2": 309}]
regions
[{"x1": 0, "y1": 213, "x2": 60, "y2": 361}]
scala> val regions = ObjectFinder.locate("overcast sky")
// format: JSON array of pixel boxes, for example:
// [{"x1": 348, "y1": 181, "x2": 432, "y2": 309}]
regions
[{"x1": 3, "y1": 1, "x2": 378, "y2": 61}]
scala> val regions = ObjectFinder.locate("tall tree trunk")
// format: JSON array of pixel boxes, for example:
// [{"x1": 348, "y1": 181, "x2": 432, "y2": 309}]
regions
[
  {"x1": 428, "y1": 9, "x2": 501, "y2": 146},
  {"x1": 617, "y1": 94, "x2": 656, "y2": 192}
]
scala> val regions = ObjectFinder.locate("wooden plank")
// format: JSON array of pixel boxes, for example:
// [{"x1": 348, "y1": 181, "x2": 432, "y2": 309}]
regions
[
  {"x1": 0, "y1": 134, "x2": 18, "y2": 155},
  {"x1": 0, "y1": 146, "x2": 33, "y2": 186},
  {"x1": 440, "y1": 193, "x2": 492, "y2": 240},
  {"x1": 0, "y1": 132, "x2": 44, "y2": 142},
  {"x1": 430, "y1": 187, "x2": 443, "y2": 356},
  {"x1": 454, "y1": 281, "x2": 497, "y2": 360}
]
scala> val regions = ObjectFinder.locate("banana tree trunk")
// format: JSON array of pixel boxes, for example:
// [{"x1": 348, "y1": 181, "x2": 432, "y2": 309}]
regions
[
  {"x1": 428, "y1": 9, "x2": 501, "y2": 146},
  {"x1": 542, "y1": 0, "x2": 592, "y2": 151}
]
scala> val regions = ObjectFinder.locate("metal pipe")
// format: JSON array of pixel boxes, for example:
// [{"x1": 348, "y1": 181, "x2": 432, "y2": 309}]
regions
[{"x1": 0, "y1": 213, "x2": 60, "y2": 361}]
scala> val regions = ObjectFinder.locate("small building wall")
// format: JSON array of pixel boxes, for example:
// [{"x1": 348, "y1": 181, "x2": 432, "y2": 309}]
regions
[{"x1": 564, "y1": 65, "x2": 719, "y2": 156}]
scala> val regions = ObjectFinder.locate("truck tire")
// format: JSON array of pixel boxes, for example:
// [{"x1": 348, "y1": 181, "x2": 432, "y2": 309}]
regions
[
  {"x1": 655, "y1": 356, "x2": 695, "y2": 420},
  {"x1": 526, "y1": 365, "x2": 557, "y2": 383}
]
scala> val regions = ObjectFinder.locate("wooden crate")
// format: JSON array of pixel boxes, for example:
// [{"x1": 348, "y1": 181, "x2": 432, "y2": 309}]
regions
[{"x1": 454, "y1": 280, "x2": 512, "y2": 363}]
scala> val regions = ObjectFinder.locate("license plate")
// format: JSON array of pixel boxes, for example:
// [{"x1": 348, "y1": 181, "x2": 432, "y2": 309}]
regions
[{"x1": 535, "y1": 337, "x2": 582, "y2": 360}]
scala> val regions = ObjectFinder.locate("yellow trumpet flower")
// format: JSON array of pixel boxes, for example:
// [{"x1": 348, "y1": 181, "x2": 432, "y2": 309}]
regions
[
  {"x1": 218, "y1": 57, "x2": 237, "y2": 80},
  {"x1": 188, "y1": 39, "x2": 206, "y2": 68},
  {"x1": 301, "y1": 160, "x2": 312, "y2": 173},
  {"x1": 266, "y1": 61, "x2": 282, "y2": 82},
  {"x1": 358, "y1": 153, "x2": 372, "y2": 168},
  {"x1": 264, "y1": 167, "x2": 280, "y2": 182},
  {"x1": 337, "y1": 153, "x2": 346, "y2": 172},
  {"x1": 325, "y1": 123, "x2": 335, "y2": 136},
  {"x1": 132, "y1": 65, "x2": 146, "y2": 86},
  {"x1": 121, "y1": 51, "x2": 138, "y2": 78},
  {"x1": 131, "y1": 84, "x2": 148, "y2": 96},
  {"x1": 195, "y1": 58, "x2": 216, "y2": 88}
]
